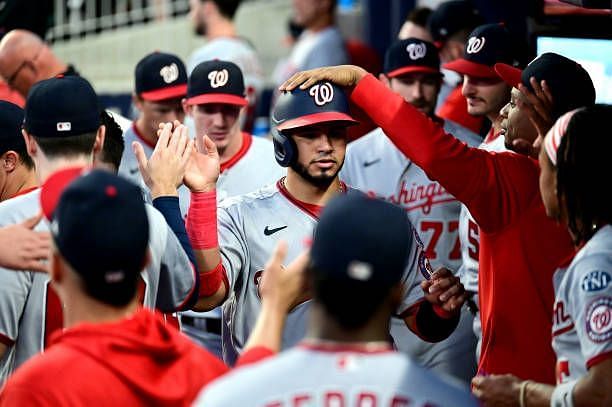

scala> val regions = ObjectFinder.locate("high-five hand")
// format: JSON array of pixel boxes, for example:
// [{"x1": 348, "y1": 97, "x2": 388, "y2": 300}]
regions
[
  {"x1": 184, "y1": 134, "x2": 220, "y2": 193},
  {"x1": 279, "y1": 65, "x2": 368, "y2": 92}
]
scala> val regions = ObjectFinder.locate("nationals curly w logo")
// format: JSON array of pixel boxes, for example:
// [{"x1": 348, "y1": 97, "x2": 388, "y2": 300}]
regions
[
  {"x1": 406, "y1": 43, "x2": 427, "y2": 60},
  {"x1": 309, "y1": 82, "x2": 334, "y2": 106},
  {"x1": 208, "y1": 69, "x2": 229, "y2": 88},
  {"x1": 159, "y1": 63, "x2": 179, "y2": 83},
  {"x1": 466, "y1": 36, "x2": 486, "y2": 54}
]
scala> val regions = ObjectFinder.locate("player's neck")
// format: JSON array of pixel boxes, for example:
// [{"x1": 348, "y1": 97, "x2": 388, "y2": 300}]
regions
[
  {"x1": 135, "y1": 117, "x2": 158, "y2": 147},
  {"x1": 0, "y1": 168, "x2": 38, "y2": 201},
  {"x1": 306, "y1": 15, "x2": 334, "y2": 33},
  {"x1": 35, "y1": 156, "x2": 93, "y2": 185},
  {"x1": 205, "y1": 18, "x2": 236, "y2": 40},
  {"x1": 306, "y1": 303, "x2": 391, "y2": 344},
  {"x1": 284, "y1": 171, "x2": 342, "y2": 206},
  {"x1": 61, "y1": 290, "x2": 139, "y2": 329}
]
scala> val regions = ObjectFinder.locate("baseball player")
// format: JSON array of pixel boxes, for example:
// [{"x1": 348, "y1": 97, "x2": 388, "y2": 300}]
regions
[
  {"x1": 473, "y1": 105, "x2": 612, "y2": 406},
  {"x1": 118, "y1": 51, "x2": 190, "y2": 209},
  {"x1": 153, "y1": 80, "x2": 467, "y2": 365},
  {"x1": 194, "y1": 194, "x2": 478, "y2": 407},
  {"x1": 280, "y1": 52, "x2": 595, "y2": 383},
  {"x1": 164, "y1": 59, "x2": 283, "y2": 355},
  {"x1": 0, "y1": 76, "x2": 196, "y2": 382},
  {"x1": 341, "y1": 37, "x2": 480, "y2": 382},
  {"x1": 0, "y1": 101, "x2": 37, "y2": 202}
]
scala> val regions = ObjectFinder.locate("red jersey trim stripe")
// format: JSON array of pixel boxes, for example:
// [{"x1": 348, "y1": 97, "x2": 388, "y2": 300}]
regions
[
  {"x1": 132, "y1": 123, "x2": 157, "y2": 150},
  {"x1": 299, "y1": 340, "x2": 393, "y2": 354},
  {"x1": 552, "y1": 322, "x2": 574, "y2": 338},
  {"x1": 0, "y1": 332, "x2": 14, "y2": 346},
  {"x1": 587, "y1": 350, "x2": 612, "y2": 369},
  {"x1": 220, "y1": 132, "x2": 253, "y2": 173}
]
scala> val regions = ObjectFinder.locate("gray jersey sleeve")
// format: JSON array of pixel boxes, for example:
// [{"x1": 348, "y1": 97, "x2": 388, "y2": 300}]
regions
[
  {"x1": 397, "y1": 225, "x2": 430, "y2": 315},
  {"x1": 0, "y1": 269, "x2": 31, "y2": 345},
  {"x1": 571, "y1": 254, "x2": 612, "y2": 365},
  {"x1": 217, "y1": 204, "x2": 249, "y2": 294}
]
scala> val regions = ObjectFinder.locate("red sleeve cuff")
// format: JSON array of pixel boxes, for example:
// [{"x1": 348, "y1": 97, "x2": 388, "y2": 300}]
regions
[
  {"x1": 234, "y1": 346, "x2": 276, "y2": 368},
  {"x1": 432, "y1": 304, "x2": 456, "y2": 319},
  {"x1": 0, "y1": 332, "x2": 14, "y2": 346}
]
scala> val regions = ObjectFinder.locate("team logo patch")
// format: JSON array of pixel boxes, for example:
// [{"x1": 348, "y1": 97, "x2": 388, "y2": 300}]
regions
[
  {"x1": 208, "y1": 69, "x2": 229, "y2": 88},
  {"x1": 466, "y1": 36, "x2": 486, "y2": 54},
  {"x1": 159, "y1": 63, "x2": 179, "y2": 84},
  {"x1": 309, "y1": 82, "x2": 334, "y2": 106},
  {"x1": 586, "y1": 296, "x2": 612, "y2": 343},
  {"x1": 56, "y1": 122, "x2": 71, "y2": 131},
  {"x1": 406, "y1": 43, "x2": 427, "y2": 60},
  {"x1": 418, "y1": 251, "x2": 433, "y2": 279},
  {"x1": 581, "y1": 271, "x2": 611, "y2": 292}
]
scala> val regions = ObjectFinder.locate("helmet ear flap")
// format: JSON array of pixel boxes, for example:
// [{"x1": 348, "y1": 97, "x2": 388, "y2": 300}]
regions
[{"x1": 272, "y1": 128, "x2": 296, "y2": 167}]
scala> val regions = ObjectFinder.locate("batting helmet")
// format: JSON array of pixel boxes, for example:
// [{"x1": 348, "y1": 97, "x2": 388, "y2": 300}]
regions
[{"x1": 271, "y1": 81, "x2": 358, "y2": 167}]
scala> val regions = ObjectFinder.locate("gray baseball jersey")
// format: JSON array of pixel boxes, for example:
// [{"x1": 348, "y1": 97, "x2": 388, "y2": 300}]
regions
[
  {"x1": 218, "y1": 181, "x2": 429, "y2": 365},
  {"x1": 457, "y1": 134, "x2": 506, "y2": 293},
  {"x1": 341, "y1": 120, "x2": 481, "y2": 273},
  {"x1": 194, "y1": 343, "x2": 478, "y2": 406},
  {"x1": 552, "y1": 225, "x2": 612, "y2": 384},
  {"x1": 0, "y1": 189, "x2": 195, "y2": 382}
]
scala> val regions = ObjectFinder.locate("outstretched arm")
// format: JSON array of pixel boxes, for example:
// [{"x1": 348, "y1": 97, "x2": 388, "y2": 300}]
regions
[{"x1": 0, "y1": 214, "x2": 50, "y2": 273}]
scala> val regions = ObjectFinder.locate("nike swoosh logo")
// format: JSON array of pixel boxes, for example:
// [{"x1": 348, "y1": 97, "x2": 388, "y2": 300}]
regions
[
  {"x1": 363, "y1": 158, "x2": 381, "y2": 167},
  {"x1": 264, "y1": 225, "x2": 288, "y2": 236},
  {"x1": 129, "y1": 168, "x2": 139, "y2": 175}
]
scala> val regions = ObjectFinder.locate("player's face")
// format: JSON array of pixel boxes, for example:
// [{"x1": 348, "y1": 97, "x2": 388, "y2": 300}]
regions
[
  {"x1": 291, "y1": 122, "x2": 348, "y2": 188},
  {"x1": 461, "y1": 75, "x2": 510, "y2": 120},
  {"x1": 292, "y1": 0, "x2": 326, "y2": 27},
  {"x1": 538, "y1": 143, "x2": 561, "y2": 220},
  {"x1": 189, "y1": 0, "x2": 207, "y2": 35},
  {"x1": 190, "y1": 103, "x2": 242, "y2": 152},
  {"x1": 500, "y1": 88, "x2": 538, "y2": 151},
  {"x1": 389, "y1": 73, "x2": 441, "y2": 117},
  {"x1": 137, "y1": 98, "x2": 185, "y2": 139}
]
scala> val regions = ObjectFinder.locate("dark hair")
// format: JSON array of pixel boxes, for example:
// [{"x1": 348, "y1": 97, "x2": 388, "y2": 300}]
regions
[
  {"x1": 99, "y1": 111, "x2": 125, "y2": 171},
  {"x1": 208, "y1": 0, "x2": 241, "y2": 19},
  {"x1": 33, "y1": 132, "x2": 97, "y2": 159},
  {"x1": 311, "y1": 266, "x2": 393, "y2": 329},
  {"x1": 406, "y1": 7, "x2": 432, "y2": 27},
  {"x1": 556, "y1": 104, "x2": 612, "y2": 244}
]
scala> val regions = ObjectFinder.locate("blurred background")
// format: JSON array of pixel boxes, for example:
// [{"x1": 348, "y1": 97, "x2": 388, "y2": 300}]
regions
[{"x1": 0, "y1": 0, "x2": 610, "y2": 120}]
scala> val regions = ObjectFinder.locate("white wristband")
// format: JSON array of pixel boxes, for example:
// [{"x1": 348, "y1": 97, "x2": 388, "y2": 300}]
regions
[{"x1": 551, "y1": 380, "x2": 577, "y2": 407}]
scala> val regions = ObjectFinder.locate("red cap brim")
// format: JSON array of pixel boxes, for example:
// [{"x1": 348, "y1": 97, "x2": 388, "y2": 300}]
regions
[
  {"x1": 494, "y1": 63, "x2": 523, "y2": 88},
  {"x1": 442, "y1": 59, "x2": 499, "y2": 79},
  {"x1": 276, "y1": 112, "x2": 359, "y2": 131},
  {"x1": 186, "y1": 93, "x2": 248, "y2": 107},
  {"x1": 386, "y1": 66, "x2": 442, "y2": 78},
  {"x1": 40, "y1": 167, "x2": 88, "y2": 220},
  {"x1": 140, "y1": 84, "x2": 187, "y2": 101}
]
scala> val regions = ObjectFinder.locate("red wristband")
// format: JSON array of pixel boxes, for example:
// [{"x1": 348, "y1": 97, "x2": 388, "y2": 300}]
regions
[
  {"x1": 432, "y1": 304, "x2": 456, "y2": 319},
  {"x1": 199, "y1": 262, "x2": 224, "y2": 297},
  {"x1": 186, "y1": 190, "x2": 218, "y2": 249}
]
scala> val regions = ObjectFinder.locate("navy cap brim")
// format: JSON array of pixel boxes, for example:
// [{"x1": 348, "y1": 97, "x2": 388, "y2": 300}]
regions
[
  {"x1": 494, "y1": 63, "x2": 523, "y2": 88},
  {"x1": 186, "y1": 93, "x2": 248, "y2": 107},
  {"x1": 277, "y1": 112, "x2": 359, "y2": 132},
  {"x1": 140, "y1": 84, "x2": 187, "y2": 101},
  {"x1": 443, "y1": 58, "x2": 499, "y2": 79}
]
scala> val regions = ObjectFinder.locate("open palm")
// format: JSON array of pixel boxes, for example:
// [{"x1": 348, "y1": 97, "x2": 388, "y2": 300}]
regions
[{"x1": 184, "y1": 135, "x2": 220, "y2": 193}]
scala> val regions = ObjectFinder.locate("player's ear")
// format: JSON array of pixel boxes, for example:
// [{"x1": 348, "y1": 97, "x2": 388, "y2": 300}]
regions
[
  {"x1": 2, "y1": 151, "x2": 18, "y2": 172},
  {"x1": 379, "y1": 74, "x2": 391, "y2": 89},
  {"x1": 132, "y1": 93, "x2": 144, "y2": 111},
  {"x1": 92, "y1": 124, "x2": 106, "y2": 159},
  {"x1": 49, "y1": 250, "x2": 64, "y2": 285},
  {"x1": 22, "y1": 129, "x2": 37, "y2": 158},
  {"x1": 182, "y1": 98, "x2": 190, "y2": 115}
]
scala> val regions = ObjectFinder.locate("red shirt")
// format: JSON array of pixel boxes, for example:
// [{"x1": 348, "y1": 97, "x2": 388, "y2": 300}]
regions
[
  {"x1": 0, "y1": 309, "x2": 273, "y2": 406},
  {"x1": 352, "y1": 74, "x2": 574, "y2": 384}
]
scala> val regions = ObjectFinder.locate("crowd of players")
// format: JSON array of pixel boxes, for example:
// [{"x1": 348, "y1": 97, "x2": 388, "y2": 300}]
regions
[{"x1": 0, "y1": 0, "x2": 610, "y2": 405}]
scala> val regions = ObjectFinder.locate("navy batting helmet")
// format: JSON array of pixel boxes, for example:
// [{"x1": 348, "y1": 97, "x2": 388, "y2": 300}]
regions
[{"x1": 271, "y1": 82, "x2": 358, "y2": 167}]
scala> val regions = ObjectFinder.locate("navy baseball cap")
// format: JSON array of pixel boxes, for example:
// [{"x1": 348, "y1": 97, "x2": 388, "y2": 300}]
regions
[
  {"x1": 41, "y1": 168, "x2": 149, "y2": 292},
  {"x1": 427, "y1": 0, "x2": 483, "y2": 45},
  {"x1": 0, "y1": 101, "x2": 25, "y2": 154},
  {"x1": 495, "y1": 53, "x2": 596, "y2": 120},
  {"x1": 384, "y1": 38, "x2": 441, "y2": 77},
  {"x1": 443, "y1": 23, "x2": 523, "y2": 79},
  {"x1": 272, "y1": 81, "x2": 358, "y2": 132},
  {"x1": 135, "y1": 52, "x2": 188, "y2": 101},
  {"x1": 310, "y1": 194, "x2": 410, "y2": 287},
  {"x1": 186, "y1": 60, "x2": 248, "y2": 107},
  {"x1": 24, "y1": 75, "x2": 101, "y2": 138}
]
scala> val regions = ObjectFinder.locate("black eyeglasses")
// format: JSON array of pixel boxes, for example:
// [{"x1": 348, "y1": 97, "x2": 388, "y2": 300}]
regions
[{"x1": 6, "y1": 46, "x2": 43, "y2": 88}]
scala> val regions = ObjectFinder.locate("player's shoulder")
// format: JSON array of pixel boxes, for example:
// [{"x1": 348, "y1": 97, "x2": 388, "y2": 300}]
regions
[
  {"x1": 0, "y1": 189, "x2": 40, "y2": 226},
  {"x1": 219, "y1": 183, "x2": 281, "y2": 212},
  {"x1": 568, "y1": 225, "x2": 612, "y2": 287},
  {"x1": 346, "y1": 127, "x2": 394, "y2": 158},
  {"x1": 443, "y1": 119, "x2": 482, "y2": 147}
]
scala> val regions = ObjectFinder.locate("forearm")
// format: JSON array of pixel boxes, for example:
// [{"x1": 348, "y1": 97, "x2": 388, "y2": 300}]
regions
[
  {"x1": 408, "y1": 301, "x2": 460, "y2": 342},
  {"x1": 243, "y1": 299, "x2": 287, "y2": 353},
  {"x1": 153, "y1": 196, "x2": 196, "y2": 267}
]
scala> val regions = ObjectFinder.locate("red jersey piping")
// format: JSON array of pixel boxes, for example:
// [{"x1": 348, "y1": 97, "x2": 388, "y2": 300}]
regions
[
  {"x1": 299, "y1": 340, "x2": 393, "y2": 354},
  {"x1": 132, "y1": 123, "x2": 157, "y2": 150},
  {"x1": 10, "y1": 186, "x2": 39, "y2": 199},
  {"x1": 277, "y1": 178, "x2": 348, "y2": 219},
  {"x1": 220, "y1": 132, "x2": 252, "y2": 173}
]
